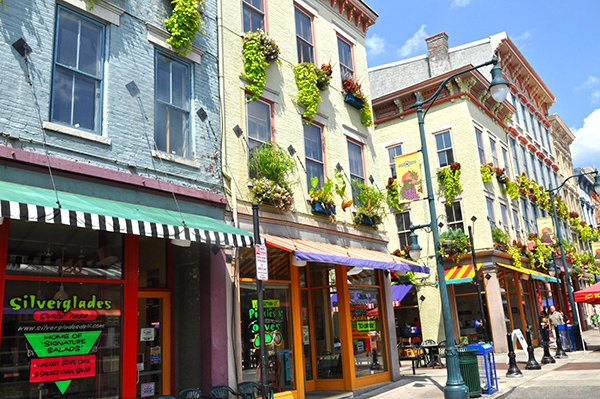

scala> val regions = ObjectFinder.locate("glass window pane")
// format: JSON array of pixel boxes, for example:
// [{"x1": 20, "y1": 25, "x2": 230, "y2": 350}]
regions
[
  {"x1": 247, "y1": 99, "x2": 271, "y2": 142},
  {"x1": 72, "y1": 73, "x2": 97, "y2": 130},
  {"x1": 155, "y1": 103, "x2": 168, "y2": 152},
  {"x1": 347, "y1": 267, "x2": 377, "y2": 286},
  {"x1": 310, "y1": 263, "x2": 336, "y2": 287},
  {"x1": 347, "y1": 141, "x2": 364, "y2": 179},
  {"x1": 304, "y1": 125, "x2": 322, "y2": 162},
  {"x1": 156, "y1": 55, "x2": 171, "y2": 103},
  {"x1": 313, "y1": 287, "x2": 341, "y2": 379},
  {"x1": 79, "y1": 20, "x2": 102, "y2": 76},
  {"x1": 56, "y1": 10, "x2": 79, "y2": 68},
  {"x1": 52, "y1": 67, "x2": 74, "y2": 125},
  {"x1": 171, "y1": 62, "x2": 188, "y2": 109},
  {"x1": 243, "y1": 3, "x2": 264, "y2": 32}
]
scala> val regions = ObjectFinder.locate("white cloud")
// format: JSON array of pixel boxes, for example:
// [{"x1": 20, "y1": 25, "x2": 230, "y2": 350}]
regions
[
  {"x1": 366, "y1": 33, "x2": 386, "y2": 56},
  {"x1": 592, "y1": 90, "x2": 600, "y2": 103},
  {"x1": 512, "y1": 30, "x2": 532, "y2": 49},
  {"x1": 575, "y1": 76, "x2": 600, "y2": 91},
  {"x1": 451, "y1": 0, "x2": 473, "y2": 8},
  {"x1": 572, "y1": 108, "x2": 600, "y2": 169},
  {"x1": 397, "y1": 25, "x2": 428, "y2": 58}
]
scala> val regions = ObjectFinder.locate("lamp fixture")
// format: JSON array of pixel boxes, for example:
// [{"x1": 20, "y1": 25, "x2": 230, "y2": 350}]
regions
[
  {"x1": 233, "y1": 125, "x2": 243, "y2": 138},
  {"x1": 12, "y1": 38, "x2": 32, "y2": 57},
  {"x1": 53, "y1": 283, "x2": 69, "y2": 300},
  {"x1": 125, "y1": 81, "x2": 140, "y2": 97},
  {"x1": 548, "y1": 263, "x2": 556, "y2": 277},
  {"x1": 291, "y1": 254, "x2": 307, "y2": 267},
  {"x1": 171, "y1": 238, "x2": 191, "y2": 248},
  {"x1": 196, "y1": 107, "x2": 208, "y2": 121},
  {"x1": 488, "y1": 59, "x2": 509, "y2": 102},
  {"x1": 408, "y1": 231, "x2": 422, "y2": 261},
  {"x1": 594, "y1": 173, "x2": 600, "y2": 194}
]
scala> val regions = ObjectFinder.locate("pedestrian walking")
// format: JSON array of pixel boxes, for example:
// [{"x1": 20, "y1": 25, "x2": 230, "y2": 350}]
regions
[{"x1": 540, "y1": 310, "x2": 550, "y2": 342}]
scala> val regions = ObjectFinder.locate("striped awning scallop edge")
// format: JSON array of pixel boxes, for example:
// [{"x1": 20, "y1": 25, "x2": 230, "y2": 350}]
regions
[
  {"x1": 497, "y1": 263, "x2": 557, "y2": 283},
  {"x1": 260, "y1": 233, "x2": 429, "y2": 274},
  {"x1": 0, "y1": 181, "x2": 254, "y2": 247}
]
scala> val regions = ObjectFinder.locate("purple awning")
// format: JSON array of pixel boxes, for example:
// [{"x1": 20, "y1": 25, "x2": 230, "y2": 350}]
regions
[{"x1": 392, "y1": 283, "x2": 413, "y2": 304}]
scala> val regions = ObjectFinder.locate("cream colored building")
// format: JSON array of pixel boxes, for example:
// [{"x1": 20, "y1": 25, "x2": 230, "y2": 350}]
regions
[{"x1": 217, "y1": 1, "x2": 429, "y2": 397}]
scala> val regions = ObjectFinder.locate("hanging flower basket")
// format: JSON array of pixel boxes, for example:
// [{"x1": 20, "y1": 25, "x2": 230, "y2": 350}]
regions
[
  {"x1": 344, "y1": 93, "x2": 364, "y2": 109},
  {"x1": 497, "y1": 175, "x2": 508, "y2": 184},
  {"x1": 359, "y1": 214, "x2": 376, "y2": 226},
  {"x1": 311, "y1": 201, "x2": 336, "y2": 216}
]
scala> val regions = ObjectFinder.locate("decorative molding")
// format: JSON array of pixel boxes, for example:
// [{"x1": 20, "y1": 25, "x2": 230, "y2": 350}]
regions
[
  {"x1": 151, "y1": 150, "x2": 201, "y2": 168},
  {"x1": 239, "y1": 76, "x2": 280, "y2": 103},
  {"x1": 393, "y1": 98, "x2": 403, "y2": 111},
  {"x1": 331, "y1": 20, "x2": 357, "y2": 44},
  {"x1": 343, "y1": 124, "x2": 366, "y2": 143},
  {"x1": 477, "y1": 90, "x2": 491, "y2": 104},
  {"x1": 502, "y1": 112, "x2": 514, "y2": 125},
  {"x1": 61, "y1": 0, "x2": 124, "y2": 25},
  {"x1": 445, "y1": 81, "x2": 454, "y2": 96},
  {"x1": 146, "y1": 23, "x2": 204, "y2": 64},
  {"x1": 427, "y1": 123, "x2": 455, "y2": 135},
  {"x1": 491, "y1": 102, "x2": 503, "y2": 116},
  {"x1": 43, "y1": 121, "x2": 111, "y2": 145},
  {"x1": 455, "y1": 77, "x2": 476, "y2": 93},
  {"x1": 295, "y1": 0, "x2": 319, "y2": 16}
]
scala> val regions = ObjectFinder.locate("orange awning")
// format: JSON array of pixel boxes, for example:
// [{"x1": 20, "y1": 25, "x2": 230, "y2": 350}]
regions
[
  {"x1": 441, "y1": 264, "x2": 482, "y2": 285},
  {"x1": 260, "y1": 233, "x2": 429, "y2": 274}
]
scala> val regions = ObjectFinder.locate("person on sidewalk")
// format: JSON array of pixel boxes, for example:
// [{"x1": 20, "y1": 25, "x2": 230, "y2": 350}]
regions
[
  {"x1": 540, "y1": 310, "x2": 550, "y2": 342},
  {"x1": 549, "y1": 306, "x2": 564, "y2": 345}
]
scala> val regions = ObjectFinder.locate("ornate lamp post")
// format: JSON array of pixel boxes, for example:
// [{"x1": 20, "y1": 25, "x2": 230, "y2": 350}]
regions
[
  {"x1": 548, "y1": 170, "x2": 600, "y2": 350},
  {"x1": 407, "y1": 58, "x2": 509, "y2": 399}
]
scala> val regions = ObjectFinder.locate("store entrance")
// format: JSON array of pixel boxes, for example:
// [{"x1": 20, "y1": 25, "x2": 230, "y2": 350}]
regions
[{"x1": 137, "y1": 292, "x2": 171, "y2": 397}]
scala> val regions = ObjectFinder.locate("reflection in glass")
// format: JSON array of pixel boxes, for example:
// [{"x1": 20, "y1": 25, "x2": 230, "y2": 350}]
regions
[{"x1": 312, "y1": 287, "x2": 341, "y2": 379}]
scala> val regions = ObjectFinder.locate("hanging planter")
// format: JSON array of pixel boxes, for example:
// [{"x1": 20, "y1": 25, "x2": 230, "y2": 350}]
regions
[
  {"x1": 163, "y1": 0, "x2": 206, "y2": 56},
  {"x1": 344, "y1": 93, "x2": 364, "y2": 109},
  {"x1": 359, "y1": 214, "x2": 376, "y2": 226},
  {"x1": 311, "y1": 201, "x2": 336, "y2": 215},
  {"x1": 294, "y1": 63, "x2": 322, "y2": 123},
  {"x1": 242, "y1": 30, "x2": 281, "y2": 102},
  {"x1": 341, "y1": 79, "x2": 373, "y2": 126}
]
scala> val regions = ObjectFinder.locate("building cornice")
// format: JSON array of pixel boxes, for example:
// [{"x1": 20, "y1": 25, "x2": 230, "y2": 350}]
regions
[{"x1": 320, "y1": 0, "x2": 378, "y2": 34}]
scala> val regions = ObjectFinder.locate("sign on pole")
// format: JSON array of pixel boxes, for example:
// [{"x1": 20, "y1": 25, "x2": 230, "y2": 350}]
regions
[{"x1": 255, "y1": 244, "x2": 268, "y2": 281}]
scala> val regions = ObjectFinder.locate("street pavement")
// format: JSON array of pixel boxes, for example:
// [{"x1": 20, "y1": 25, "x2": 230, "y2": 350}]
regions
[{"x1": 345, "y1": 327, "x2": 600, "y2": 399}]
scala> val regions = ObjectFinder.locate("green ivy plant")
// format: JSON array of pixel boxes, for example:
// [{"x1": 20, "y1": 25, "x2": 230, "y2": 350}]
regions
[
  {"x1": 503, "y1": 180, "x2": 519, "y2": 200},
  {"x1": 437, "y1": 162, "x2": 462, "y2": 199},
  {"x1": 385, "y1": 177, "x2": 401, "y2": 211},
  {"x1": 491, "y1": 227, "x2": 509, "y2": 250},
  {"x1": 341, "y1": 78, "x2": 373, "y2": 127},
  {"x1": 352, "y1": 181, "x2": 386, "y2": 228},
  {"x1": 438, "y1": 227, "x2": 470, "y2": 263},
  {"x1": 508, "y1": 245, "x2": 522, "y2": 269},
  {"x1": 243, "y1": 30, "x2": 281, "y2": 101},
  {"x1": 293, "y1": 63, "x2": 322, "y2": 123},
  {"x1": 249, "y1": 142, "x2": 295, "y2": 187},
  {"x1": 163, "y1": 0, "x2": 206, "y2": 56},
  {"x1": 480, "y1": 163, "x2": 494, "y2": 183}
]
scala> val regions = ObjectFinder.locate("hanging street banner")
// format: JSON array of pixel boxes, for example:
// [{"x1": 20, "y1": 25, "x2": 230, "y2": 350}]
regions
[
  {"x1": 537, "y1": 217, "x2": 555, "y2": 244},
  {"x1": 394, "y1": 152, "x2": 423, "y2": 203},
  {"x1": 592, "y1": 241, "x2": 600, "y2": 260}
]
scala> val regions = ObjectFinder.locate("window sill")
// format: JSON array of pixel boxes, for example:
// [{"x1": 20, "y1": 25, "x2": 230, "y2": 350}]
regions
[
  {"x1": 146, "y1": 23, "x2": 204, "y2": 64},
  {"x1": 152, "y1": 150, "x2": 200, "y2": 168},
  {"x1": 62, "y1": 0, "x2": 125, "y2": 25},
  {"x1": 239, "y1": 76, "x2": 280, "y2": 103},
  {"x1": 43, "y1": 121, "x2": 111, "y2": 145}
]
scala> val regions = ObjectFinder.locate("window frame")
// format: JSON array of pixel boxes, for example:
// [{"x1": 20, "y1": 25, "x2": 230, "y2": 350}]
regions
[
  {"x1": 337, "y1": 35, "x2": 355, "y2": 82},
  {"x1": 475, "y1": 128, "x2": 486, "y2": 165},
  {"x1": 154, "y1": 50, "x2": 192, "y2": 158},
  {"x1": 486, "y1": 197, "x2": 496, "y2": 228},
  {"x1": 500, "y1": 203, "x2": 509, "y2": 231},
  {"x1": 242, "y1": 0, "x2": 266, "y2": 32},
  {"x1": 445, "y1": 200, "x2": 465, "y2": 232},
  {"x1": 245, "y1": 95, "x2": 274, "y2": 176},
  {"x1": 501, "y1": 146, "x2": 510, "y2": 178},
  {"x1": 489, "y1": 137, "x2": 498, "y2": 168},
  {"x1": 509, "y1": 138, "x2": 519, "y2": 176},
  {"x1": 433, "y1": 130, "x2": 455, "y2": 168},
  {"x1": 512, "y1": 208, "x2": 521, "y2": 239},
  {"x1": 395, "y1": 211, "x2": 412, "y2": 250},
  {"x1": 347, "y1": 138, "x2": 365, "y2": 203},
  {"x1": 294, "y1": 5, "x2": 315, "y2": 64},
  {"x1": 304, "y1": 122, "x2": 325, "y2": 192},
  {"x1": 387, "y1": 144, "x2": 403, "y2": 178},
  {"x1": 50, "y1": 5, "x2": 106, "y2": 134}
]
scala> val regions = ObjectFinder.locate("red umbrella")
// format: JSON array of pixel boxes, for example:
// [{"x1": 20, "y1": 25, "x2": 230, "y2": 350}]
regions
[{"x1": 574, "y1": 281, "x2": 600, "y2": 305}]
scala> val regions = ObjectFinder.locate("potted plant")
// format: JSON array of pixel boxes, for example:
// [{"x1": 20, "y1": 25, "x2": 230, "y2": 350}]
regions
[
  {"x1": 352, "y1": 181, "x2": 385, "y2": 228},
  {"x1": 243, "y1": 30, "x2": 281, "y2": 101},
  {"x1": 308, "y1": 170, "x2": 350, "y2": 222},
  {"x1": 316, "y1": 63, "x2": 333, "y2": 90},
  {"x1": 438, "y1": 227, "x2": 470, "y2": 263},
  {"x1": 163, "y1": 0, "x2": 206, "y2": 56},
  {"x1": 437, "y1": 162, "x2": 462, "y2": 199},
  {"x1": 480, "y1": 163, "x2": 494, "y2": 183},
  {"x1": 341, "y1": 78, "x2": 373, "y2": 127},
  {"x1": 495, "y1": 167, "x2": 508, "y2": 183},
  {"x1": 248, "y1": 142, "x2": 295, "y2": 212},
  {"x1": 491, "y1": 227, "x2": 509, "y2": 251}
]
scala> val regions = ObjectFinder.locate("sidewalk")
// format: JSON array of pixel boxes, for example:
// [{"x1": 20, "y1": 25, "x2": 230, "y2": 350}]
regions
[{"x1": 344, "y1": 328, "x2": 600, "y2": 399}]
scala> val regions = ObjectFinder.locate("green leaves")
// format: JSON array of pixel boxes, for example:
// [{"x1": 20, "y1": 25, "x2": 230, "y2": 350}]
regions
[
  {"x1": 437, "y1": 167, "x2": 462, "y2": 200},
  {"x1": 243, "y1": 30, "x2": 281, "y2": 102},
  {"x1": 249, "y1": 142, "x2": 295, "y2": 188},
  {"x1": 293, "y1": 63, "x2": 322, "y2": 123},
  {"x1": 163, "y1": 0, "x2": 206, "y2": 56}
]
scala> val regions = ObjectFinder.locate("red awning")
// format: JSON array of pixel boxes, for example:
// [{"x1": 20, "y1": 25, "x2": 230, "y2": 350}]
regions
[
  {"x1": 260, "y1": 233, "x2": 429, "y2": 274},
  {"x1": 574, "y1": 281, "x2": 600, "y2": 305}
]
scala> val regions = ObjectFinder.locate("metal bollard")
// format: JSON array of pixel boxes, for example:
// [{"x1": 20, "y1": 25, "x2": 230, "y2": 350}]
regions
[
  {"x1": 554, "y1": 326, "x2": 568, "y2": 359},
  {"x1": 540, "y1": 327, "x2": 555, "y2": 364},
  {"x1": 525, "y1": 329, "x2": 541, "y2": 370},
  {"x1": 506, "y1": 333, "x2": 523, "y2": 377}
]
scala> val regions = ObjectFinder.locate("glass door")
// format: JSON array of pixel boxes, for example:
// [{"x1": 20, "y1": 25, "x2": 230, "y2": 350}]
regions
[{"x1": 137, "y1": 292, "x2": 170, "y2": 397}]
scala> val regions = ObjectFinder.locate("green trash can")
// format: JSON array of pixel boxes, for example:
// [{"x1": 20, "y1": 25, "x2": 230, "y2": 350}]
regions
[{"x1": 458, "y1": 348, "x2": 482, "y2": 398}]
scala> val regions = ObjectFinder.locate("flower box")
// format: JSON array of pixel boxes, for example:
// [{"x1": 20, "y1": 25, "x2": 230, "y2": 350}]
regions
[
  {"x1": 497, "y1": 175, "x2": 508, "y2": 184},
  {"x1": 344, "y1": 93, "x2": 364, "y2": 110},
  {"x1": 359, "y1": 214, "x2": 375, "y2": 226},
  {"x1": 311, "y1": 201, "x2": 336, "y2": 215}
]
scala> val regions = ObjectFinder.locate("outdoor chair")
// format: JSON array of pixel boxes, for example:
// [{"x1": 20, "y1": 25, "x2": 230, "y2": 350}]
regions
[
  {"x1": 179, "y1": 388, "x2": 211, "y2": 399},
  {"x1": 209, "y1": 385, "x2": 245, "y2": 399},
  {"x1": 398, "y1": 340, "x2": 425, "y2": 374},
  {"x1": 237, "y1": 382, "x2": 274, "y2": 399},
  {"x1": 434, "y1": 340, "x2": 446, "y2": 368}
]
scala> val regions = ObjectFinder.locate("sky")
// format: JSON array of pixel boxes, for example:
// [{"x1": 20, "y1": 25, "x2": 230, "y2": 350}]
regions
[{"x1": 363, "y1": 0, "x2": 600, "y2": 172}]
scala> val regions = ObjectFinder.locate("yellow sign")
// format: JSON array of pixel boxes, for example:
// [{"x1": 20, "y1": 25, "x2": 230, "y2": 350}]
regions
[
  {"x1": 394, "y1": 152, "x2": 423, "y2": 203},
  {"x1": 536, "y1": 217, "x2": 555, "y2": 244},
  {"x1": 592, "y1": 242, "x2": 600, "y2": 261},
  {"x1": 251, "y1": 299, "x2": 280, "y2": 308}
]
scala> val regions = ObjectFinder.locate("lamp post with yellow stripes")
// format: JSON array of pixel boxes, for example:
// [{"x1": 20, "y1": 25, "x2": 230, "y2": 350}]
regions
[{"x1": 407, "y1": 57, "x2": 509, "y2": 399}]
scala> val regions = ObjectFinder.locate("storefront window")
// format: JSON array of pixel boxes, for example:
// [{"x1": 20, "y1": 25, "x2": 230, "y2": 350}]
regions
[
  {"x1": 519, "y1": 278, "x2": 536, "y2": 340},
  {"x1": 452, "y1": 281, "x2": 489, "y2": 343},
  {"x1": 1, "y1": 280, "x2": 122, "y2": 398},
  {"x1": 139, "y1": 237, "x2": 167, "y2": 288},
  {"x1": 240, "y1": 283, "x2": 295, "y2": 392},
  {"x1": 312, "y1": 286, "x2": 340, "y2": 379},
  {"x1": 348, "y1": 285, "x2": 387, "y2": 377},
  {"x1": 238, "y1": 248, "x2": 290, "y2": 281},
  {"x1": 394, "y1": 286, "x2": 421, "y2": 344},
  {"x1": 6, "y1": 221, "x2": 123, "y2": 280}
]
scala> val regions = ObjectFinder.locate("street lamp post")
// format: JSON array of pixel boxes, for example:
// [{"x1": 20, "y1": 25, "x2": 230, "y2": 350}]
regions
[
  {"x1": 548, "y1": 170, "x2": 600, "y2": 350},
  {"x1": 407, "y1": 57, "x2": 509, "y2": 399}
]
